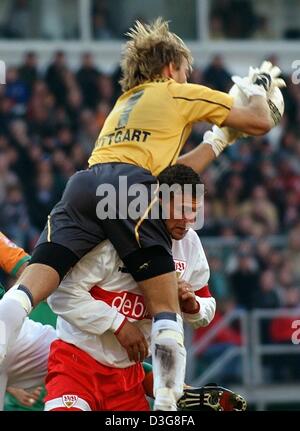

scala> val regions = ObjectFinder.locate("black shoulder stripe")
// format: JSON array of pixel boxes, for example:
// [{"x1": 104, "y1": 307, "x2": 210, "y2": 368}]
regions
[{"x1": 173, "y1": 96, "x2": 231, "y2": 110}]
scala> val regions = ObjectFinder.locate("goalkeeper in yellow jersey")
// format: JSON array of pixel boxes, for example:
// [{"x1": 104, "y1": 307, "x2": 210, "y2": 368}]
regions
[{"x1": 0, "y1": 18, "x2": 284, "y2": 411}]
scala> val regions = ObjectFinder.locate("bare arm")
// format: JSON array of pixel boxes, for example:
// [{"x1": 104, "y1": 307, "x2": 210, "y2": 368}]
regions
[
  {"x1": 178, "y1": 96, "x2": 273, "y2": 174},
  {"x1": 223, "y1": 95, "x2": 273, "y2": 136},
  {"x1": 177, "y1": 143, "x2": 216, "y2": 174},
  {"x1": 16, "y1": 261, "x2": 28, "y2": 278}
]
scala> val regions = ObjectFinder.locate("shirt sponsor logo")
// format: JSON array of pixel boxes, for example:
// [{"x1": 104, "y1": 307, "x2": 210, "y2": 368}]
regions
[
  {"x1": 90, "y1": 286, "x2": 150, "y2": 320},
  {"x1": 174, "y1": 259, "x2": 186, "y2": 277},
  {"x1": 62, "y1": 395, "x2": 78, "y2": 408}
]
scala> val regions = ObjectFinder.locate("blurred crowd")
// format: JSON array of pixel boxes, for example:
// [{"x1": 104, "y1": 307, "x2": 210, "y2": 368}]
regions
[
  {"x1": 2, "y1": 0, "x2": 300, "y2": 41},
  {"x1": 0, "y1": 51, "x2": 300, "y2": 382},
  {"x1": 210, "y1": 0, "x2": 300, "y2": 40}
]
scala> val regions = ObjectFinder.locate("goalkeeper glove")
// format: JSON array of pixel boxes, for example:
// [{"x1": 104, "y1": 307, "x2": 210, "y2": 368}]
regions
[
  {"x1": 203, "y1": 125, "x2": 240, "y2": 157},
  {"x1": 249, "y1": 60, "x2": 286, "y2": 92},
  {"x1": 232, "y1": 60, "x2": 286, "y2": 99}
]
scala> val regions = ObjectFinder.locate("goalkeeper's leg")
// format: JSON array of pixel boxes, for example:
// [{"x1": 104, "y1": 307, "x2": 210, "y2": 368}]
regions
[
  {"x1": 151, "y1": 313, "x2": 186, "y2": 410},
  {"x1": 138, "y1": 271, "x2": 186, "y2": 411}
]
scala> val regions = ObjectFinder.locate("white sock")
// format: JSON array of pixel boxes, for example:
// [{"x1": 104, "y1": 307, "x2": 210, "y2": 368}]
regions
[
  {"x1": 0, "y1": 290, "x2": 30, "y2": 364},
  {"x1": 151, "y1": 314, "x2": 186, "y2": 411}
]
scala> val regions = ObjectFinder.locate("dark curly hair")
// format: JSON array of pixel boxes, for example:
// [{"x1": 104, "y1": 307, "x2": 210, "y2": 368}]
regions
[{"x1": 157, "y1": 164, "x2": 202, "y2": 199}]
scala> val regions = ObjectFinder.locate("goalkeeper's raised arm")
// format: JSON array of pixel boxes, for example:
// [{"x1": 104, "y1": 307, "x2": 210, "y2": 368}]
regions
[
  {"x1": 223, "y1": 93, "x2": 272, "y2": 136},
  {"x1": 178, "y1": 61, "x2": 285, "y2": 173},
  {"x1": 223, "y1": 62, "x2": 285, "y2": 135}
]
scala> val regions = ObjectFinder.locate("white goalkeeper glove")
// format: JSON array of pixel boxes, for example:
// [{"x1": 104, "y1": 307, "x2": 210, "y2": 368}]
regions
[
  {"x1": 231, "y1": 75, "x2": 267, "y2": 99},
  {"x1": 248, "y1": 61, "x2": 286, "y2": 92},
  {"x1": 203, "y1": 125, "x2": 240, "y2": 157},
  {"x1": 231, "y1": 60, "x2": 286, "y2": 100}
]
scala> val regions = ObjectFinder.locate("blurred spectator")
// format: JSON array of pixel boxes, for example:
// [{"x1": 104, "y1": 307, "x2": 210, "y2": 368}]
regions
[
  {"x1": 29, "y1": 170, "x2": 61, "y2": 230},
  {"x1": 209, "y1": 14, "x2": 225, "y2": 40},
  {"x1": 77, "y1": 109, "x2": 100, "y2": 156},
  {"x1": 5, "y1": 67, "x2": 29, "y2": 112},
  {"x1": 285, "y1": 225, "x2": 300, "y2": 282},
  {"x1": 257, "y1": 270, "x2": 281, "y2": 310},
  {"x1": 4, "y1": 0, "x2": 32, "y2": 39},
  {"x1": 255, "y1": 239, "x2": 273, "y2": 271},
  {"x1": 97, "y1": 74, "x2": 115, "y2": 104},
  {"x1": 253, "y1": 16, "x2": 274, "y2": 40},
  {"x1": 92, "y1": 12, "x2": 114, "y2": 40},
  {"x1": 202, "y1": 55, "x2": 231, "y2": 92},
  {"x1": 239, "y1": 185, "x2": 279, "y2": 235},
  {"x1": 209, "y1": 255, "x2": 231, "y2": 300},
  {"x1": 0, "y1": 152, "x2": 18, "y2": 205},
  {"x1": 210, "y1": 0, "x2": 258, "y2": 39},
  {"x1": 0, "y1": 183, "x2": 35, "y2": 249},
  {"x1": 45, "y1": 51, "x2": 68, "y2": 106},
  {"x1": 256, "y1": 270, "x2": 282, "y2": 344},
  {"x1": 193, "y1": 298, "x2": 242, "y2": 383},
  {"x1": 229, "y1": 250, "x2": 259, "y2": 310},
  {"x1": 18, "y1": 52, "x2": 39, "y2": 90},
  {"x1": 76, "y1": 53, "x2": 100, "y2": 109}
]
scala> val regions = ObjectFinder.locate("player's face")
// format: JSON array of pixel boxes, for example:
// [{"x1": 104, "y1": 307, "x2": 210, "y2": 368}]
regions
[
  {"x1": 171, "y1": 57, "x2": 190, "y2": 84},
  {"x1": 164, "y1": 193, "x2": 200, "y2": 240}
]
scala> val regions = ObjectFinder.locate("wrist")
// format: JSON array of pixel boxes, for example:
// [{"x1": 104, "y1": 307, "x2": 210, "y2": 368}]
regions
[
  {"x1": 188, "y1": 301, "x2": 200, "y2": 314},
  {"x1": 6, "y1": 387, "x2": 16, "y2": 396},
  {"x1": 203, "y1": 129, "x2": 227, "y2": 157},
  {"x1": 112, "y1": 314, "x2": 127, "y2": 334},
  {"x1": 183, "y1": 300, "x2": 200, "y2": 314}
]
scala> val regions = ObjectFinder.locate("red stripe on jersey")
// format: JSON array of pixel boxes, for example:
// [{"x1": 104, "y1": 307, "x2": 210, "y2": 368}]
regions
[
  {"x1": 90, "y1": 285, "x2": 151, "y2": 320},
  {"x1": 195, "y1": 285, "x2": 211, "y2": 298}
]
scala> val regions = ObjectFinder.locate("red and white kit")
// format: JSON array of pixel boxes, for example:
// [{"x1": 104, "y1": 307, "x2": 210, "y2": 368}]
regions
[{"x1": 45, "y1": 229, "x2": 216, "y2": 411}]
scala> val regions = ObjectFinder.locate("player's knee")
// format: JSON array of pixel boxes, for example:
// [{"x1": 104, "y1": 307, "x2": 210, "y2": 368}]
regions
[
  {"x1": 122, "y1": 246, "x2": 175, "y2": 282},
  {"x1": 29, "y1": 243, "x2": 78, "y2": 282}
]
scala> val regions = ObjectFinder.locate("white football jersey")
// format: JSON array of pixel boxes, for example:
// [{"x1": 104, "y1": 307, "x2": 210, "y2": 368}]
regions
[
  {"x1": 0, "y1": 319, "x2": 56, "y2": 410},
  {"x1": 48, "y1": 229, "x2": 215, "y2": 368}
]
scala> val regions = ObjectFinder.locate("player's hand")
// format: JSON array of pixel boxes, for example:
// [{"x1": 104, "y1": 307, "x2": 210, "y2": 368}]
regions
[
  {"x1": 231, "y1": 61, "x2": 286, "y2": 100},
  {"x1": 249, "y1": 61, "x2": 286, "y2": 91},
  {"x1": 203, "y1": 125, "x2": 239, "y2": 157},
  {"x1": 178, "y1": 280, "x2": 199, "y2": 314},
  {"x1": 231, "y1": 75, "x2": 267, "y2": 98},
  {"x1": 115, "y1": 319, "x2": 149, "y2": 363},
  {"x1": 6, "y1": 386, "x2": 43, "y2": 407}
]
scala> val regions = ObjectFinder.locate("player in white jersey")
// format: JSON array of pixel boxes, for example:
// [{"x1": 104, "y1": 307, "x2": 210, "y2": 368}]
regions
[
  {"x1": 0, "y1": 319, "x2": 56, "y2": 410},
  {"x1": 44, "y1": 165, "x2": 216, "y2": 411},
  {"x1": 0, "y1": 232, "x2": 56, "y2": 410}
]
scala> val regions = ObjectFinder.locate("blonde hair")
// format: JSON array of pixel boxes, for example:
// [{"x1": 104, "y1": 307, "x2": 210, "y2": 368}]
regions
[{"x1": 119, "y1": 18, "x2": 193, "y2": 92}]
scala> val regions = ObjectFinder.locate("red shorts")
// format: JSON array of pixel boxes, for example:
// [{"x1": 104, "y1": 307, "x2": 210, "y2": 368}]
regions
[{"x1": 44, "y1": 340, "x2": 150, "y2": 411}]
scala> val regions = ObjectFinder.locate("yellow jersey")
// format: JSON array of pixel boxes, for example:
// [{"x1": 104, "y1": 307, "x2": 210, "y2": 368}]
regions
[{"x1": 89, "y1": 79, "x2": 233, "y2": 176}]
